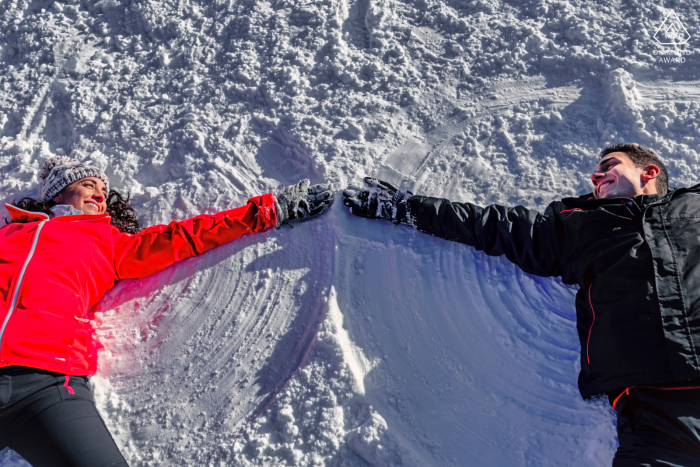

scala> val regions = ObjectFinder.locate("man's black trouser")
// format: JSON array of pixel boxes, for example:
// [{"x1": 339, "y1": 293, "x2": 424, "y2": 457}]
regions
[
  {"x1": 611, "y1": 385, "x2": 700, "y2": 466},
  {"x1": 0, "y1": 366, "x2": 128, "y2": 467}
]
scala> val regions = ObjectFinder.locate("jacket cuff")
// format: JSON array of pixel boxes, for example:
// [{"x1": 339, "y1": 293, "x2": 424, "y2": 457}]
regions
[
  {"x1": 395, "y1": 195, "x2": 418, "y2": 227},
  {"x1": 404, "y1": 195, "x2": 425, "y2": 228},
  {"x1": 247, "y1": 193, "x2": 278, "y2": 229},
  {"x1": 273, "y1": 194, "x2": 284, "y2": 228}
]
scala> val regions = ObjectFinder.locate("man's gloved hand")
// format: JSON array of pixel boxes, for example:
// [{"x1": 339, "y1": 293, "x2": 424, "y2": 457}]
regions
[
  {"x1": 275, "y1": 179, "x2": 334, "y2": 227},
  {"x1": 342, "y1": 177, "x2": 412, "y2": 224}
]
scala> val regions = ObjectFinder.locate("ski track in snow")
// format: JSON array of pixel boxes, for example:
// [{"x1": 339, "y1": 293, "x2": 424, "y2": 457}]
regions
[{"x1": 1, "y1": 0, "x2": 700, "y2": 464}]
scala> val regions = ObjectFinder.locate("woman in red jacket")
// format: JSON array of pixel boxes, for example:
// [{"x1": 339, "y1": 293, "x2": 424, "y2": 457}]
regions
[{"x1": 0, "y1": 156, "x2": 333, "y2": 467}]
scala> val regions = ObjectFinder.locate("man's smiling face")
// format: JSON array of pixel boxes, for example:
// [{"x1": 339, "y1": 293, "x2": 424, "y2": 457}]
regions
[{"x1": 591, "y1": 152, "x2": 657, "y2": 200}]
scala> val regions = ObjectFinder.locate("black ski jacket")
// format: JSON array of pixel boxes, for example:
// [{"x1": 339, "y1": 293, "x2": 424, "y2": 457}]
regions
[{"x1": 406, "y1": 185, "x2": 700, "y2": 399}]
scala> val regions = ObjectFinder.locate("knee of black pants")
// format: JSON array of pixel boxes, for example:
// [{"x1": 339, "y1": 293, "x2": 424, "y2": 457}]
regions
[
  {"x1": 7, "y1": 399, "x2": 128, "y2": 467},
  {"x1": 613, "y1": 387, "x2": 700, "y2": 467}
]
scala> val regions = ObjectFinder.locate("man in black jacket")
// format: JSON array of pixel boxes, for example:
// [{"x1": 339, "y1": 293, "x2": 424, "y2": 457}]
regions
[{"x1": 343, "y1": 143, "x2": 700, "y2": 466}]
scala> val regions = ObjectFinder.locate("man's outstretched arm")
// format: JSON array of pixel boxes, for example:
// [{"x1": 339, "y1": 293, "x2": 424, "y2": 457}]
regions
[{"x1": 344, "y1": 178, "x2": 563, "y2": 278}]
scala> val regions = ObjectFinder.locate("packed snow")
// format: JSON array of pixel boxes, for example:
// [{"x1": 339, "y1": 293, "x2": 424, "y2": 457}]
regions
[{"x1": 1, "y1": 0, "x2": 699, "y2": 464}]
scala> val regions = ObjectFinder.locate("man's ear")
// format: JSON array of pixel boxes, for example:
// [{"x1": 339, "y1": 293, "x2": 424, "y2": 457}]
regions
[{"x1": 642, "y1": 164, "x2": 660, "y2": 183}]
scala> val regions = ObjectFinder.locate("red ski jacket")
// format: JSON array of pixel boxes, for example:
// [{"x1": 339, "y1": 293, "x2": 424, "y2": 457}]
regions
[{"x1": 0, "y1": 194, "x2": 277, "y2": 375}]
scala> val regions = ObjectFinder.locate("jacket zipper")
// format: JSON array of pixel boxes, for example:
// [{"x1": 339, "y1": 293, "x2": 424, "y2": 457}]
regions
[
  {"x1": 586, "y1": 283, "x2": 596, "y2": 366},
  {"x1": 0, "y1": 220, "x2": 48, "y2": 363}
]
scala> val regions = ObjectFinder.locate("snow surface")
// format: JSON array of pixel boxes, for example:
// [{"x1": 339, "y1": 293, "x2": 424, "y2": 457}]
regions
[{"x1": 1, "y1": 0, "x2": 699, "y2": 464}]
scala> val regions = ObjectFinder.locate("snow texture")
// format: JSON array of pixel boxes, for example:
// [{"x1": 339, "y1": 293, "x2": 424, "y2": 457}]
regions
[{"x1": 1, "y1": 0, "x2": 699, "y2": 464}]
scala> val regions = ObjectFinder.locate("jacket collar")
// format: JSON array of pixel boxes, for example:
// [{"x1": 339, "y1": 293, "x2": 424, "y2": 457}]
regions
[
  {"x1": 5, "y1": 204, "x2": 49, "y2": 222},
  {"x1": 562, "y1": 186, "x2": 686, "y2": 209},
  {"x1": 5, "y1": 204, "x2": 110, "y2": 223}
]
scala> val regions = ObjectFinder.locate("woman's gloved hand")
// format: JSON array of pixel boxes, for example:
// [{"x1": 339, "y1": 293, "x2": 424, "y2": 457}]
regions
[
  {"x1": 342, "y1": 177, "x2": 412, "y2": 224},
  {"x1": 275, "y1": 179, "x2": 334, "y2": 227}
]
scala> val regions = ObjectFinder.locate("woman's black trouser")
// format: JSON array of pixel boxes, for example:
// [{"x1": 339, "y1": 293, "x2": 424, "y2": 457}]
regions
[
  {"x1": 612, "y1": 385, "x2": 700, "y2": 467},
  {"x1": 0, "y1": 366, "x2": 128, "y2": 467}
]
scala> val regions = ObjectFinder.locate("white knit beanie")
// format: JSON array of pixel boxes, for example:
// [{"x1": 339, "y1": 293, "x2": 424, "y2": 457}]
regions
[{"x1": 39, "y1": 156, "x2": 110, "y2": 201}]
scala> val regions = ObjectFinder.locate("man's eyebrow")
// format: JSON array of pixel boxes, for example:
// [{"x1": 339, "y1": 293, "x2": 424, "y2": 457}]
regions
[{"x1": 599, "y1": 158, "x2": 617, "y2": 168}]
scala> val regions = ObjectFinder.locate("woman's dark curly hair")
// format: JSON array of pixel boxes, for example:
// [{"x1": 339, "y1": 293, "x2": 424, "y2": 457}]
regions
[{"x1": 6, "y1": 189, "x2": 141, "y2": 234}]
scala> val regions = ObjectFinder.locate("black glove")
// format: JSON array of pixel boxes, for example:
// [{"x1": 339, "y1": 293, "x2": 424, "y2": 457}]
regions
[
  {"x1": 342, "y1": 177, "x2": 412, "y2": 224},
  {"x1": 275, "y1": 179, "x2": 334, "y2": 227}
]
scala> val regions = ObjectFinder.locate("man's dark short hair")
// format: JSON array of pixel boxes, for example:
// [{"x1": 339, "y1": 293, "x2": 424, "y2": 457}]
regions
[{"x1": 599, "y1": 143, "x2": 669, "y2": 196}]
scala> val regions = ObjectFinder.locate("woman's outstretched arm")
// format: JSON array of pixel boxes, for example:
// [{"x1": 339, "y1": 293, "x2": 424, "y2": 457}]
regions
[{"x1": 112, "y1": 193, "x2": 277, "y2": 280}]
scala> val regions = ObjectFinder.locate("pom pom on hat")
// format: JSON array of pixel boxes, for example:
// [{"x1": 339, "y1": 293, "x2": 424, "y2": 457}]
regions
[
  {"x1": 39, "y1": 156, "x2": 74, "y2": 181},
  {"x1": 39, "y1": 156, "x2": 110, "y2": 201}
]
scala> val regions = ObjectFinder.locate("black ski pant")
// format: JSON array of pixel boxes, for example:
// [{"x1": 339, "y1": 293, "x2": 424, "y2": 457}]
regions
[
  {"x1": 0, "y1": 366, "x2": 128, "y2": 467},
  {"x1": 611, "y1": 385, "x2": 700, "y2": 466}
]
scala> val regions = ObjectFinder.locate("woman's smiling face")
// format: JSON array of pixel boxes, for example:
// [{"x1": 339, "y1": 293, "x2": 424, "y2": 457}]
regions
[{"x1": 53, "y1": 177, "x2": 108, "y2": 214}]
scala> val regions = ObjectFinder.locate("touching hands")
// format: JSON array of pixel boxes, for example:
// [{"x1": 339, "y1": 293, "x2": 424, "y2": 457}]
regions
[
  {"x1": 342, "y1": 177, "x2": 412, "y2": 224},
  {"x1": 275, "y1": 179, "x2": 334, "y2": 227},
  {"x1": 274, "y1": 177, "x2": 412, "y2": 228}
]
